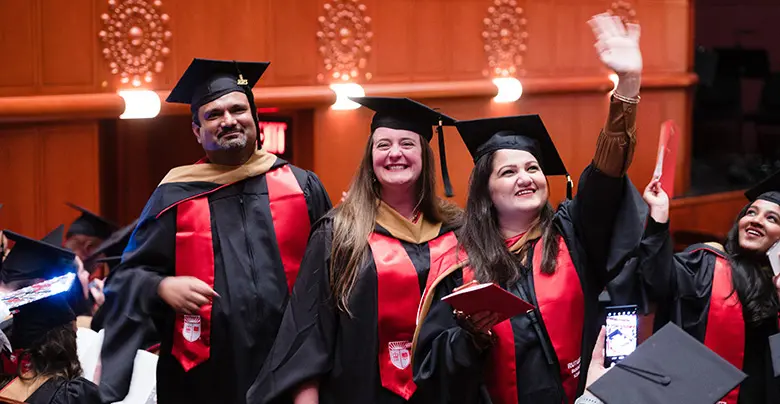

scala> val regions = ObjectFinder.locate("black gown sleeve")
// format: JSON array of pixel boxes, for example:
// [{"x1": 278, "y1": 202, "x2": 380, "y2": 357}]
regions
[
  {"x1": 627, "y1": 219, "x2": 718, "y2": 334},
  {"x1": 246, "y1": 219, "x2": 338, "y2": 404},
  {"x1": 566, "y1": 163, "x2": 647, "y2": 290},
  {"x1": 303, "y1": 171, "x2": 333, "y2": 224},
  {"x1": 606, "y1": 217, "x2": 672, "y2": 310},
  {"x1": 26, "y1": 377, "x2": 101, "y2": 404},
  {"x1": 98, "y1": 209, "x2": 176, "y2": 403},
  {"x1": 412, "y1": 269, "x2": 491, "y2": 404}
]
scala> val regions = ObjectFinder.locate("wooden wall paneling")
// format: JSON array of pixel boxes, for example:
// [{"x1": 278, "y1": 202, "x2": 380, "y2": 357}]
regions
[
  {"x1": 39, "y1": 122, "x2": 101, "y2": 236},
  {"x1": 446, "y1": 0, "x2": 489, "y2": 80},
  {"x1": 267, "y1": 0, "x2": 319, "y2": 86},
  {"x1": 166, "y1": 0, "x2": 272, "y2": 87},
  {"x1": 367, "y1": 0, "x2": 414, "y2": 83},
  {"x1": 0, "y1": 128, "x2": 40, "y2": 237},
  {"x1": 527, "y1": 0, "x2": 603, "y2": 78},
  {"x1": 668, "y1": 190, "x2": 748, "y2": 241},
  {"x1": 410, "y1": 0, "x2": 448, "y2": 82},
  {"x1": 0, "y1": 0, "x2": 37, "y2": 95},
  {"x1": 312, "y1": 106, "x2": 373, "y2": 200},
  {"x1": 40, "y1": 0, "x2": 96, "y2": 91},
  {"x1": 288, "y1": 108, "x2": 316, "y2": 171},
  {"x1": 662, "y1": 0, "x2": 692, "y2": 73}
]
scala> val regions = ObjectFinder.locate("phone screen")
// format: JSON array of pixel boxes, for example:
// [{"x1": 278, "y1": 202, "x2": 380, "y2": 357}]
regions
[{"x1": 604, "y1": 305, "x2": 638, "y2": 368}]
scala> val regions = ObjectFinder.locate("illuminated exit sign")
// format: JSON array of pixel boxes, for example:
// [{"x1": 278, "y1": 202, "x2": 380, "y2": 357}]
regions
[{"x1": 260, "y1": 121, "x2": 287, "y2": 155}]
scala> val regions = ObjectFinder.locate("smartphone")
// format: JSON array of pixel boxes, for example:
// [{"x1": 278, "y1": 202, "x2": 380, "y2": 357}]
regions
[
  {"x1": 604, "y1": 304, "x2": 638, "y2": 368},
  {"x1": 767, "y1": 240, "x2": 780, "y2": 276}
]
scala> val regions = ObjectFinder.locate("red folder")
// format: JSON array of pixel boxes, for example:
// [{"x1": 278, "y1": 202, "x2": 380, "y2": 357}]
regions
[
  {"x1": 442, "y1": 282, "x2": 535, "y2": 322},
  {"x1": 653, "y1": 120, "x2": 679, "y2": 198}
]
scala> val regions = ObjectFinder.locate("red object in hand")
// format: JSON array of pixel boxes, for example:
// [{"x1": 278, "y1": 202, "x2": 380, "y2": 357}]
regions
[
  {"x1": 653, "y1": 120, "x2": 679, "y2": 198},
  {"x1": 442, "y1": 282, "x2": 535, "y2": 323}
]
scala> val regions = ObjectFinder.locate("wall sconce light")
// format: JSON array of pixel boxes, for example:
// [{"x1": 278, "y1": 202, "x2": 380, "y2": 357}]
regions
[
  {"x1": 118, "y1": 90, "x2": 161, "y2": 119},
  {"x1": 608, "y1": 73, "x2": 619, "y2": 95},
  {"x1": 329, "y1": 83, "x2": 366, "y2": 110},
  {"x1": 492, "y1": 77, "x2": 523, "y2": 103}
]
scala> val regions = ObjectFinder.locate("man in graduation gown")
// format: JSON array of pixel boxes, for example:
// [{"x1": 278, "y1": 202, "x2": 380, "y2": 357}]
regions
[{"x1": 99, "y1": 58, "x2": 332, "y2": 404}]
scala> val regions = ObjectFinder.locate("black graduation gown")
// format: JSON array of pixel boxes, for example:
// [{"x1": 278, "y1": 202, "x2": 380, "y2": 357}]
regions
[
  {"x1": 246, "y1": 213, "x2": 461, "y2": 404},
  {"x1": 23, "y1": 377, "x2": 101, "y2": 404},
  {"x1": 630, "y1": 218, "x2": 780, "y2": 403},
  {"x1": 99, "y1": 159, "x2": 331, "y2": 404},
  {"x1": 413, "y1": 164, "x2": 646, "y2": 404}
]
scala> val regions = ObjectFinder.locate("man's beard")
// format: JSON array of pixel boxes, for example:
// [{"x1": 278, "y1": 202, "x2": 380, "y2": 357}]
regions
[{"x1": 216, "y1": 133, "x2": 248, "y2": 150}]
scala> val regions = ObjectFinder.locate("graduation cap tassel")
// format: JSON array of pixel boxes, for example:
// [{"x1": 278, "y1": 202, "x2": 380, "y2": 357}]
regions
[
  {"x1": 437, "y1": 121, "x2": 454, "y2": 197},
  {"x1": 566, "y1": 174, "x2": 573, "y2": 200}
]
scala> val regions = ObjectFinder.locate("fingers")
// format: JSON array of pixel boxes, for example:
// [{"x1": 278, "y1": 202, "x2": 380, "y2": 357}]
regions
[
  {"x1": 592, "y1": 326, "x2": 606, "y2": 362},
  {"x1": 610, "y1": 16, "x2": 627, "y2": 37},
  {"x1": 594, "y1": 40, "x2": 608, "y2": 56},
  {"x1": 182, "y1": 300, "x2": 201, "y2": 315},
  {"x1": 188, "y1": 292, "x2": 211, "y2": 308},
  {"x1": 469, "y1": 311, "x2": 493, "y2": 324},
  {"x1": 626, "y1": 23, "x2": 641, "y2": 42},
  {"x1": 189, "y1": 278, "x2": 219, "y2": 298},
  {"x1": 481, "y1": 313, "x2": 504, "y2": 331},
  {"x1": 587, "y1": 13, "x2": 612, "y2": 37}
]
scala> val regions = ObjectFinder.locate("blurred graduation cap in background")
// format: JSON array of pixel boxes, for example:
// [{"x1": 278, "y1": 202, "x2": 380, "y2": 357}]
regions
[{"x1": 66, "y1": 203, "x2": 119, "y2": 241}]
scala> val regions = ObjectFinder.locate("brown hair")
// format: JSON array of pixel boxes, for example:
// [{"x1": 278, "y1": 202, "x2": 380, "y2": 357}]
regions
[
  {"x1": 329, "y1": 132, "x2": 462, "y2": 313},
  {"x1": 19, "y1": 323, "x2": 82, "y2": 382},
  {"x1": 458, "y1": 152, "x2": 559, "y2": 284}
]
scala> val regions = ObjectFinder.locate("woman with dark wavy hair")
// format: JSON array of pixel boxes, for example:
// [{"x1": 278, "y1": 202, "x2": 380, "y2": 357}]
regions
[
  {"x1": 631, "y1": 172, "x2": 780, "y2": 404},
  {"x1": 247, "y1": 97, "x2": 463, "y2": 404},
  {"x1": 412, "y1": 14, "x2": 646, "y2": 404},
  {"x1": 0, "y1": 230, "x2": 99, "y2": 403}
]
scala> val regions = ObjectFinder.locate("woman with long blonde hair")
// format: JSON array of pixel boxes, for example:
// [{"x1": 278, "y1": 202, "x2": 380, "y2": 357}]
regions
[{"x1": 247, "y1": 97, "x2": 463, "y2": 404}]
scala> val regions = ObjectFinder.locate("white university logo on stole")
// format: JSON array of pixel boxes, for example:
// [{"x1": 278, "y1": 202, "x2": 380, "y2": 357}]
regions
[
  {"x1": 182, "y1": 315, "x2": 202, "y2": 342},
  {"x1": 388, "y1": 341, "x2": 412, "y2": 370}
]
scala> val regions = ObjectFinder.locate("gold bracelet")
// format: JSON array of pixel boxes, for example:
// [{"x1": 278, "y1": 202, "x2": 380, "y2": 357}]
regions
[{"x1": 613, "y1": 92, "x2": 641, "y2": 104}]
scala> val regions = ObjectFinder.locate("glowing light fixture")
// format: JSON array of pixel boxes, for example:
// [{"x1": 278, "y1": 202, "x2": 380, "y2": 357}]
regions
[
  {"x1": 608, "y1": 73, "x2": 619, "y2": 95},
  {"x1": 329, "y1": 83, "x2": 365, "y2": 110},
  {"x1": 492, "y1": 77, "x2": 523, "y2": 103},
  {"x1": 118, "y1": 90, "x2": 161, "y2": 119}
]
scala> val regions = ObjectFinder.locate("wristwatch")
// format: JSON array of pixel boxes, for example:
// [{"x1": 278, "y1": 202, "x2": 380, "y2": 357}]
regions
[{"x1": 574, "y1": 391, "x2": 603, "y2": 404}]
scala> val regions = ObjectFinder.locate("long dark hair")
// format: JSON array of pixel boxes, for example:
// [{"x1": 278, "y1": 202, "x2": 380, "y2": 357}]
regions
[
  {"x1": 330, "y1": 133, "x2": 463, "y2": 313},
  {"x1": 459, "y1": 152, "x2": 559, "y2": 284},
  {"x1": 18, "y1": 324, "x2": 82, "y2": 381},
  {"x1": 724, "y1": 203, "x2": 780, "y2": 325}
]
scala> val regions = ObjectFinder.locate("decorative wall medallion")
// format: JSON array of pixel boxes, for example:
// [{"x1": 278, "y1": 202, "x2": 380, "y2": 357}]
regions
[
  {"x1": 482, "y1": 0, "x2": 528, "y2": 78},
  {"x1": 609, "y1": 1, "x2": 638, "y2": 24},
  {"x1": 99, "y1": 0, "x2": 172, "y2": 88},
  {"x1": 316, "y1": 0, "x2": 373, "y2": 83}
]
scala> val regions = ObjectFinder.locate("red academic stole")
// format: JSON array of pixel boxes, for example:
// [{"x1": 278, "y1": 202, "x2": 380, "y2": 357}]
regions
[
  {"x1": 463, "y1": 236, "x2": 584, "y2": 404},
  {"x1": 703, "y1": 255, "x2": 745, "y2": 404},
  {"x1": 169, "y1": 164, "x2": 308, "y2": 372},
  {"x1": 370, "y1": 231, "x2": 458, "y2": 399}
]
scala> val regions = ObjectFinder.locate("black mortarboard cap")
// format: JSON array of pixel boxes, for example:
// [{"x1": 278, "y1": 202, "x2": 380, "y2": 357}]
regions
[
  {"x1": 66, "y1": 203, "x2": 118, "y2": 240},
  {"x1": 10, "y1": 277, "x2": 77, "y2": 350},
  {"x1": 349, "y1": 96, "x2": 458, "y2": 197},
  {"x1": 455, "y1": 115, "x2": 572, "y2": 198},
  {"x1": 744, "y1": 169, "x2": 780, "y2": 205},
  {"x1": 41, "y1": 224, "x2": 65, "y2": 246},
  {"x1": 1, "y1": 230, "x2": 77, "y2": 284},
  {"x1": 166, "y1": 58, "x2": 269, "y2": 126},
  {"x1": 83, "y1": 220, "x2": 137, "y2": 273},
  {"x1": 588, "y1": 322, "x2": 746, "y2": 404}
]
